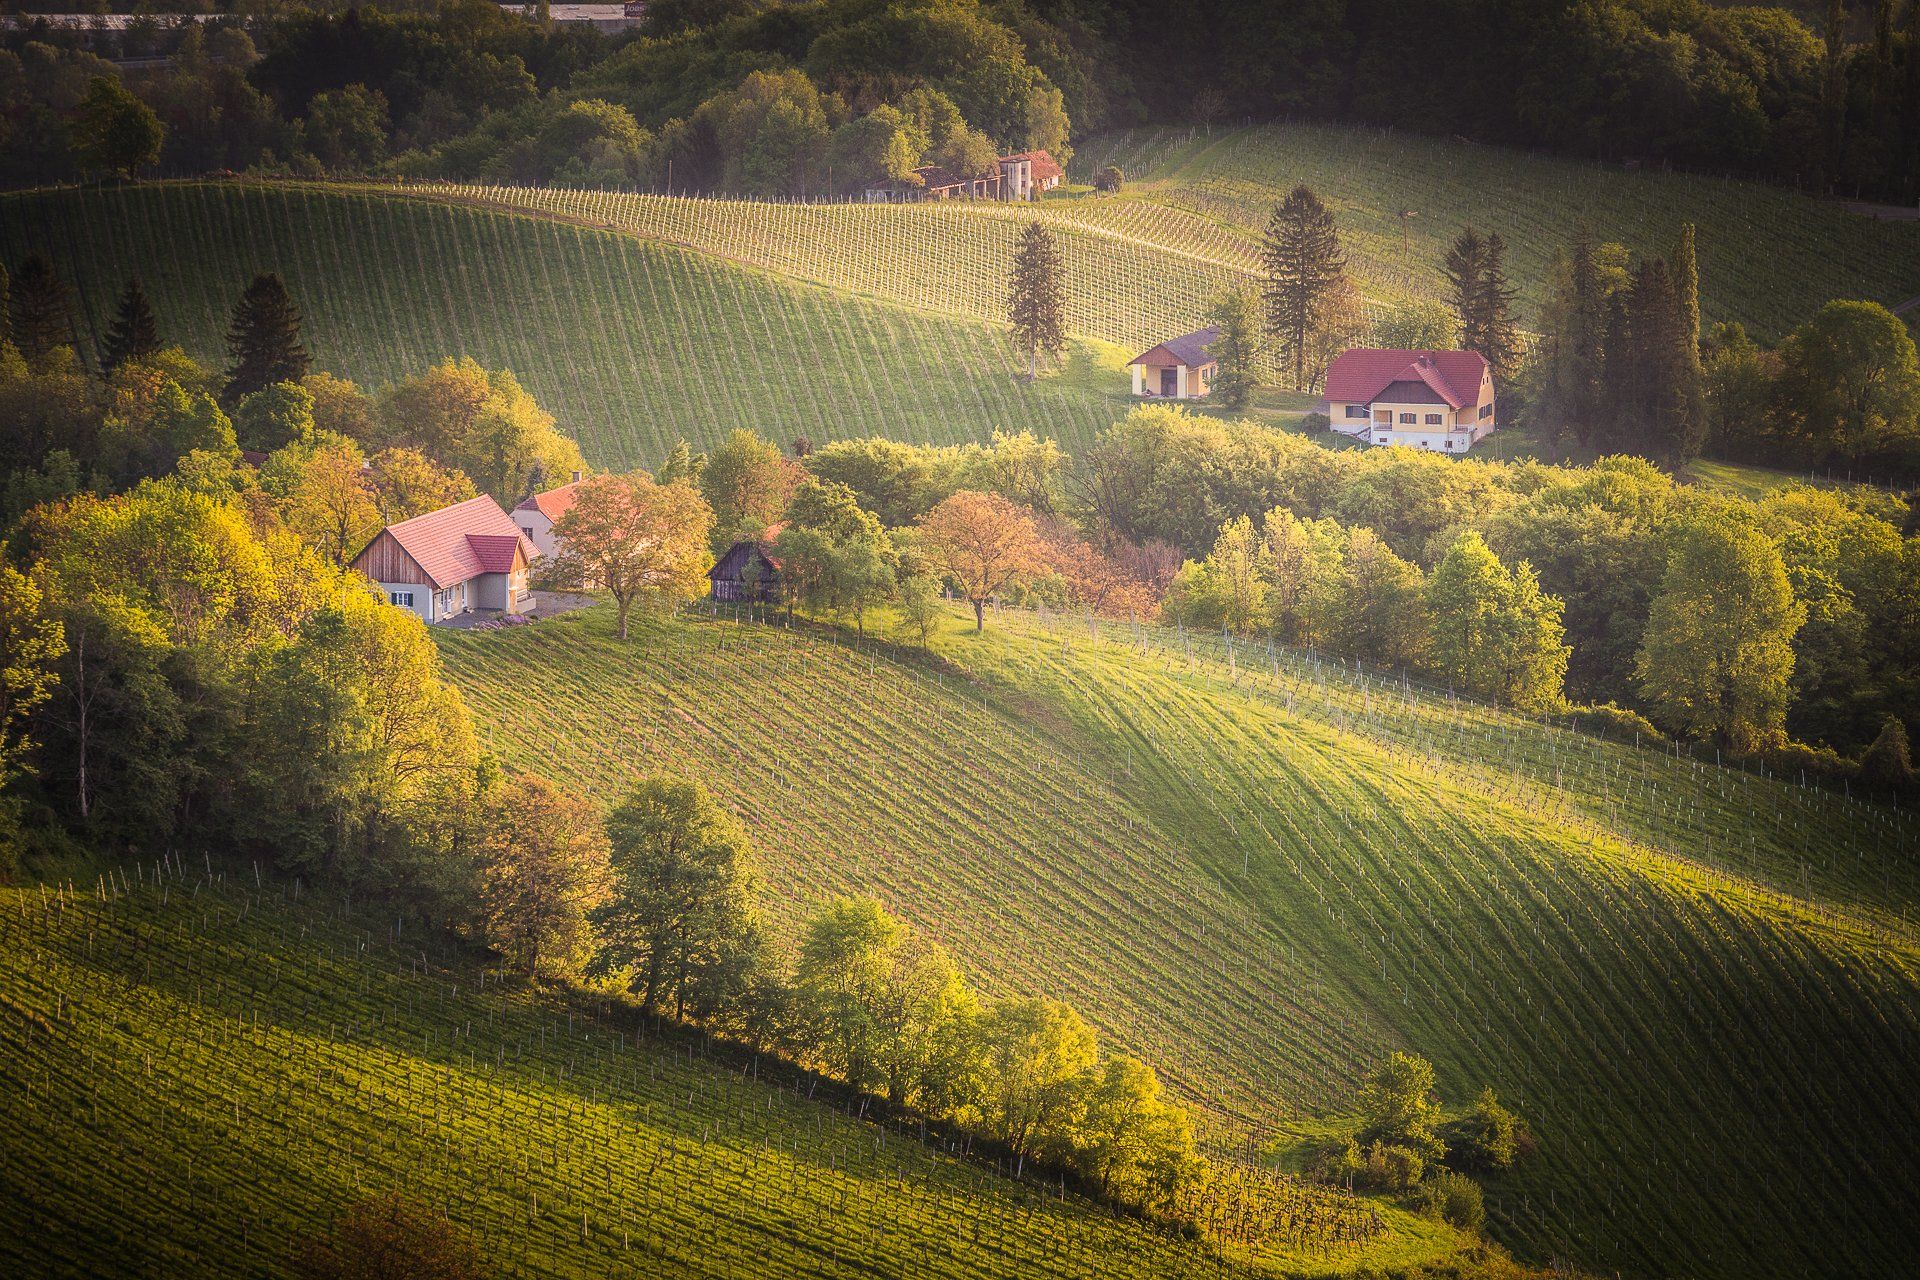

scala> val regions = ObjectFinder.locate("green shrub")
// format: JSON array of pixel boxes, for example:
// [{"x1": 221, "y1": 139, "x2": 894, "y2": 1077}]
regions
[
  {"x1": 1411, "y1": 1170, "x2": 1486, "y2": 1235},
  {"x1": 1563, "y1": 702, "x2": 1666, "y2": 745}
]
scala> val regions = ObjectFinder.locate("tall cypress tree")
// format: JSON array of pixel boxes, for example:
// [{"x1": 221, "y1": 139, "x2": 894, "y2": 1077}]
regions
[
  {"x1": 9, "y1": 254, "x2": 73, "y2": 365},
  {"x1": 1819, "y1": 0, "x2": 1848, "y2": 191},
  {"x1": 1669, "y1": 223, "x2": 1701, "y2": 362},
  {"x1": 1567, "y1": 228, "x2": 1609, "y2": 446},
  {"x1": 223, "y1": 272, "x2": 311, "y2": 404},
  {"x1": 1007, "y1": 221, "x2": 1065, "y2": 378},
  {"x1": 1615, "y1": 259, "x2": 1704, "y2": 467},
  {"x1": 1261, "y1": 185, "x2": 1347, "y2": 390},
  {"x1": 1443, "y1": 226, "x2": 1487, "y2": 354},
  {"x1": 0, "y1": 260, "x2": 9, "y2": 350},
  {"x1": 100, "y1": 276, "x2": 161, "y2": 374},
  {"x1": 1478, "y1": 231, "x2": 1521, "y2": 380}
]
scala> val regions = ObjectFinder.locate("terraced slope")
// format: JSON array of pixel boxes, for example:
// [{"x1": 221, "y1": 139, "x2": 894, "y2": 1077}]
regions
[
  {"x1": 437, "y1": 603, "x2": 1920, "y2": 1280},
  {"x1": 0, "y1": 874, "x2": 1449, "y2": 1279},
  {"x1": 0, "y1": 184, "x2": 1135, "y2": 468}
]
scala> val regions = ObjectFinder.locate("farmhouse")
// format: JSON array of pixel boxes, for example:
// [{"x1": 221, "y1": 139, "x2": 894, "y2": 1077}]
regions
[
  {"x1": 1320, "y1": 348, "x2": 1497, "y2": 452},
  {"x1": 350, "y1": 494, "x2": 538, "y2": 624},
  {"x1": 709, "y1": 531, "x2": 782, "y2": 603},
  {"x1": 1128, "y1": 326, "x2": 1220, "y2": 400},
  {"x1": 512, "y1": 470, "x2": 585, "y2": 559},
  {"x1": 862, "y1": 150, "x2": 1063, "y2": 203}
]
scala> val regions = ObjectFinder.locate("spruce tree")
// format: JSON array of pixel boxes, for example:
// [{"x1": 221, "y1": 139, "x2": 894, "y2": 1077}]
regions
[
  {"x1": 1478, "y1": 232, "x2": 1521, "y2": 379},
  {"x1": 100, "y1": 276, "x2": 161, "y2": 374},
  {"x1": 1566, "y1": 227, "x2": 1609, "y2": 446},
  {"x1": 1443, "y1": 226, "x2": 1487, "y2": 354},
  {"x1": 223, "y1": 272, "x2": 311, "y2": 404},
  {"x1": 1007, "y1": 221, "x2": 1065, "y2": 378},
  {"x1": 1261, "y1": 185, "x2": 1347, "y2": 390},
  {"x1": 9, "y1": 254, "x2": 73, "y2": 365}
]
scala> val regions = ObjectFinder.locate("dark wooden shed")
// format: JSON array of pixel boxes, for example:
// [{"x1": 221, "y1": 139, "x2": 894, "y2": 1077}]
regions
[{"x1": 709, "y1": 538, "x2": 781, "y2": 602}]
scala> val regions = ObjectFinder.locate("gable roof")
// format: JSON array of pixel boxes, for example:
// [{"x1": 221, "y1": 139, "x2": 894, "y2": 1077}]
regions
[
  {"x1": 514, "y1": 478, "x2": 583, "y2": 523},
  {"x1": 1001, "y1": 150, "x2": 1065, "y2": 182},
  {"x1": 1129, "y1": 325, "x2": 1221, "y2": 368},
  {"x1": 710, "y1": 535, "x2": 782, "y2": 581},
  {"x1": 1323, "y1": 349, "x2": 1489, "y2": 410},
  {"x1": 913, "y1": 164, "x2": 992, "y2": 190},
  {"x1": 353, "y1": 494, "x2": 537, "y2": 590}
]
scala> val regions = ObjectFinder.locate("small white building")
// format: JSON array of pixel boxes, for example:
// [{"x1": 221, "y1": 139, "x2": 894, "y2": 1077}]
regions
[
  {"x1": 1320, "y1": 348, "x2": 1498, "y2": 453},
  {"x1": 512, "y1": 472, "x2": 584, "y2": 560},
  {"x1": 1129, "y1": 326, "x2": 1220, "y2": 400},
  {"x1": 349, "y1": 495, "x2": 538, "y2": 624}
]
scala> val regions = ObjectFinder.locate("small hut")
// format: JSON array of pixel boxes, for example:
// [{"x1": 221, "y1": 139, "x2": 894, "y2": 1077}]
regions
[{"x1": 709, "y1": 535, "x2": 782, "y2": 602}]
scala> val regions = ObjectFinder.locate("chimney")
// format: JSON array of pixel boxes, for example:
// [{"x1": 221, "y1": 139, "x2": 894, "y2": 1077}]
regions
[{"x1": 570, "y1": 470, "x2": 582, "y2": 484}]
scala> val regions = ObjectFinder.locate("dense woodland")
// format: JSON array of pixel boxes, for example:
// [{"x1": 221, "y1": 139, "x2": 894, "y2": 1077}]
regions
[{"x1": 6, "y1": 0, "x2": 1920, "y2": 202}]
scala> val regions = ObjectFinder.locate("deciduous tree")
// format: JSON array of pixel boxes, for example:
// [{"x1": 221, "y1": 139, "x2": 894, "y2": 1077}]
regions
[
  {"x1": 553, "y1": 472, "x2": 714, "y2": 639},
  {"x1": 1205, "y1": 286, "x2": 1261, "y2": 410},
  {"x1": 471, "y1": 774, "x2": 612, "y2": 978},
  {"x1": 1426, "y1": 532, "x2": 1569, "y2": 712},
  {"x1": 917, "y1": 490, "x2": 1047, "y2": 631}
]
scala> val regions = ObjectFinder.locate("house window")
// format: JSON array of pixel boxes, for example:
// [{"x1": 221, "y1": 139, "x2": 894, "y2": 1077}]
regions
[
  {"x1": 1398, "y1": 413, "x2": 1416, "y2": 424},
  {"x1": 521, "y1": 525, "x2": 535, "y2": 538},
  {"x1": 1479, "y1": 403, "x2": 1494, "y2": 420},
  {"x1": 1374, "y1": 410, "x2": 1392, "y2": 423},
  {"x1": 389, "y1": 590, "x2": 415, "y2": 608},
  {"x1": 1444, "y1": 440, "x2": 1454, "y2": 450},
  {"x1": 1425, "y1": 413, "x2": 1443, "y2": 425},
  {"x1": 1345, "y1": 404, "x2": 1367, "y2": 419},
  {"x1": 1376, "y1": 436, "x2": 1389, "y2": 445}
]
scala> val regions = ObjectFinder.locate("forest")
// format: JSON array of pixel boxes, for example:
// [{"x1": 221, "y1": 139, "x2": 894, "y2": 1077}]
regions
[{"x1": 5, "y1": 0, "x2": 1919, "y2": 203}]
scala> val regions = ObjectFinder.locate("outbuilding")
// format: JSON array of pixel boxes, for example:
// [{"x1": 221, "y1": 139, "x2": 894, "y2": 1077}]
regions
[{"x1": 1128, "y1": 326, "x2": 1220, "y2": 400}]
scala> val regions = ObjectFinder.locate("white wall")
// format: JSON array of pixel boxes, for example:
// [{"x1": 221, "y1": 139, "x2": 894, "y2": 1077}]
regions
[{"x1": 516, "y1": 510, "x2": 560, "y2": 560}]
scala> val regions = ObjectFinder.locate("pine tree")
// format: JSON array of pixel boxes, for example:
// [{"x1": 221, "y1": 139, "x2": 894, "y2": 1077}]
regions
[
  {"x1": 100, "y1": 276, "x2": 161, "y2": 374},
  {"x1": 1669, "y1": 223, "x2": 1701, "y2": 365},
  {"x1": 9, "y1": 254, "x2": 73, "y2": 365},
  {"x1": 1261, "y1": 185, "x2": 1347, "y2": 390},
  {"x1": 1478, "y1": 232, "x2": 1521, "y2": 380},
  {"x1": 223, "y1": 272, "x2": 311, "y2": 404},
  {"x1": 1443, "y1": 226, "x2": 1488, "y2": 355},
  {"x1": 1610, "y1": 258, "x2": 1705, "y2": 467},
  {"x1": 1566, "y1": 227, "x2": 1608, "y2": 445},
  {"x1": 1007, "y1": 221, "x2": 1065, "y2": 377}
]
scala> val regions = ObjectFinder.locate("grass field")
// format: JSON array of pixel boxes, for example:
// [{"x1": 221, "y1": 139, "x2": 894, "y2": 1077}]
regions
[
  {"x1": 0, "y1": 869, "x2": 1464, "y2": 1279},
  {"x1": 431, "y1": 602, "x2": 1920, "y2": 1280},
  {"x1": 0, "y1": 184, "x2": 1160, "y2": 468}
]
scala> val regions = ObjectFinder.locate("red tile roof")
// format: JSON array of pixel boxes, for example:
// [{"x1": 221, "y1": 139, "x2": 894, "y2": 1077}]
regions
[
  {"x1": 361, "y1": 494, "x2": 537, "y2": 590},
  {"x1": 1323, "y1": 349, "x2": 1488, "y2": 410},
  {"x1": 1002, "y1": 150, "x2": 1065, "y2": 183},
  {"x1": 514, "y1": 479, "x2": 583, "y2": 522}
]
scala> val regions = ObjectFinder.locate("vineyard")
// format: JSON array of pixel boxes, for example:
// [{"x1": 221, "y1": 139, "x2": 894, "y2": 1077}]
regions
[
  {"x1": 0, "y1": 869, "x2": 1454, "y2": 1279},
  {"x1": 0, "y1": 184, "x2": 1146, "y2": 468},
  {"x1": 435, "y1": 602, "x2": 1920, "y2": 1280},
  {"x1": 395, "y1": 121, "x2": 1920, "y2": 346}
]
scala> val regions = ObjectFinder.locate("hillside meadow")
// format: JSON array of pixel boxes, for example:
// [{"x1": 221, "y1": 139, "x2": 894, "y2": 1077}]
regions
[{"x1": 434, "y1": 602, "x2": 1920, "y2": 1280}]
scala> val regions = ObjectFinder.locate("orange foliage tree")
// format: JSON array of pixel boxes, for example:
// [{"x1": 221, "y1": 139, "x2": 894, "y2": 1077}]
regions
[
  {"x1": 917, "y1": 490, "x2": 1046, "y2": 632},
  {"x1": 554, "y1": 473, "x2": 714, "y2": 639}
]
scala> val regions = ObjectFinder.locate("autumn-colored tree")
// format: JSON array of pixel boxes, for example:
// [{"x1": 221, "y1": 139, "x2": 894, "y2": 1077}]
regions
[
  {"x1": 278, "y1": 434, "x2": 380, "y2": 566},
  {"x1": 917, "y1": 490, "x2": 1046, "y2": 631},
  {"x1": 293, "y1": 1194, "x2": 487, "y2": 1280},
  {"x1": 0, "y1": 565, "x2": 65, "y2": 796},
  {"x1": 471, "y1": 774, "x2": 612, "y2": 978},
  {"x1": 367, "y1": 447, "x2": 476, "y2": 524},
  {"x1": 553, "y1": 472, "x2": 714, "y2": 639}
]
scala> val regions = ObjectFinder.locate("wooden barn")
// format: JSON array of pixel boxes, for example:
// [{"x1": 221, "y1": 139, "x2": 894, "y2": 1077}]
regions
[{"x1": 709, "y1": 533, "x2": 782, "y2": 603}]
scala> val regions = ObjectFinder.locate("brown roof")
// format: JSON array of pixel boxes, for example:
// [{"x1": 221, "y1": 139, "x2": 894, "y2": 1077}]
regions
[
  {"x1": 514, "y1": 479, "x2": 583, "y2": 522},
  {"x1": 1129, "y1": 326, "x2": 1220, "y2": 368},
  {"x1": 1001, "y1": 150, "x2": 1064, "y2": 182},
  {"x1": 354, "y1": 494, "x2": 537, "y2": 590}
]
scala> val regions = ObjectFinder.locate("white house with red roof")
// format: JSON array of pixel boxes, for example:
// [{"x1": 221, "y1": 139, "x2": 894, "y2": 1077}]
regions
[
  {"x1": 1320, "y1": 348, "x2": 1497, "y2": 452},
  {"x1": 512, "y1": 471, "x2": 584, "y2": 560},
  {"x1": 861, "y1": 149, "x2": 1065, "y2": 202},
  {"x1": 349, "y1": 494, "x2": 539, "y2": 624}
]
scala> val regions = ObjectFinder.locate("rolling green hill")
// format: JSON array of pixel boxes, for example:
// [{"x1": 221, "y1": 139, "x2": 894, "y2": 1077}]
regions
[
  {"x1": 0, "y1": 184, "x2": 1148, "y2": 469},
  {"x1": 413, "y1": 121, "x2": 1920, "y2": 347},
  {"x1": 0, "y1": 870, "x2": 1457, "y2": 1279},
  {"x1": 433, "y1": 602, "x2": 1920, "y2": 1280}
]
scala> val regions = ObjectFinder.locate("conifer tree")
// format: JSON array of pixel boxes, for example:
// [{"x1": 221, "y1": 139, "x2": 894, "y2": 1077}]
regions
[
  {"x1": 0, "y1": 261, "x2": 9, "y2": 350},
  {"x1": 1443, "y1": 226, "x2": 1488, "y2": 354},
  {"x1": 1669, "y1": 223, "x2": 1701, "y2": 362},
  {"x1": 1478, "y1": 231, "x2": 1521, "y2": 379},
  {"x1": 1567, "y1": 227, "x2": 1608, "y2": 444},
  {"x1": 1007, "y1": 221, "x2": 1065, "y2": 378},
  {"x1": 1261, "y1": 185, "x2": 1347, "y2": 390},
  {"x1": 99, "y1": 277, "x2": 161, "y2": 374},
  {"x1": 9, "y1": 254, "x2": 73, "y2": 365},
  {"x1": 223, "y1": 272, "x2": 311, "y2": 405}
]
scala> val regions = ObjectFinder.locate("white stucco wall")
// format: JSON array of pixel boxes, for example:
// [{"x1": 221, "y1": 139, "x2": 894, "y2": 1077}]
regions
[{"x1": 516, "y1": 510, "x2": 560, "y2": 560}]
